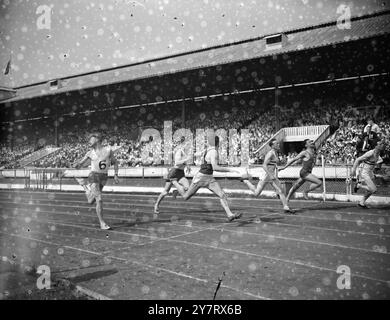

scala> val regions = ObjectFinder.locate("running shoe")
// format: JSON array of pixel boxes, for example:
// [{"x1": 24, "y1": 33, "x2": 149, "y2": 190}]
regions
[
  {"x1": 100, "y1": 222, "x2": 111, "y2": 230},
  {"x1": 227, "y1": 212, "x2": 242, "y2": 222}
]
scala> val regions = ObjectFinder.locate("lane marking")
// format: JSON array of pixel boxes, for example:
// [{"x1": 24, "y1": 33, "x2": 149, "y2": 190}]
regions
[
  {"x1": 2, "y1": 206, "x2": 389, "y2": 254},
  {"x1": 2, "y1": 198, "x2": 389, "y2": 227},
  {"x1": 0, "y1": 231, "x2": 269, "y2": 300},
  {"x1": 1, "y1": 214, "x2": 388, "y2": 284}
]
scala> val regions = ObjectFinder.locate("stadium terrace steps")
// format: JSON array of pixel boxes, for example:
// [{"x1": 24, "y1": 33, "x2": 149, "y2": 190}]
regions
[
  {"x1": 19, "y1": 146, "x2": 61, "y2": 167},
  {"x1": 254, "y1": 125, "x2": 330, "y2": 159}
]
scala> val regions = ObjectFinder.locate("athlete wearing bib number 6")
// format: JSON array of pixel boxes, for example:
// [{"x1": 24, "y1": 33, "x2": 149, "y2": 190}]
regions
[{"x1": 74, "y1": 132, "x2": 119, "y2": 230}]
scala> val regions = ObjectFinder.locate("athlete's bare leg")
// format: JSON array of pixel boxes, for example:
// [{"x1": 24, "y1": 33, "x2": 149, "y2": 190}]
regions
[
  {"x1": 207, "y1": 181, "x2": 241, "y2": 221},
  {"x1": 243, "y1": 179, "x2": 267, "y2": 197},
  {"x1": 286, "y1": 178, "x2": 305, "y2": 201},
  {"x1": 154, "y1": 181, "x2": 172, "y2": 214},
  {"x1": 92, "y1": 184, "x2": 110, "y2": 230},
  {"x1": 270, "y1": 180, "x2": 293, "y2": 212},
  {"x1": 302, "y1": 173, "x2": 322, "y2": 199},
  {"x1": 182, "y1": 182, "x2": 201, "y2": 200},
  {"x1": 171, "y1": 177, "x2": 190, "y2": 198},
  {"x1": 357, "y1": 176, "x2": 377, "y2": 207}
]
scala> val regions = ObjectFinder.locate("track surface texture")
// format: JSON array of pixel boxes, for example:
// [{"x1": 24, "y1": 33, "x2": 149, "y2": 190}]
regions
[{"x1": 0, "y1": 190, "x2": 389, "y2": 300}]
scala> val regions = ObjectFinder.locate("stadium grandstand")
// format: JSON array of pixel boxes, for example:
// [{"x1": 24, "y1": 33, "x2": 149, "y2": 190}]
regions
[{"x1": 1, "y1": 10, "x2": 389, "y2": 175}]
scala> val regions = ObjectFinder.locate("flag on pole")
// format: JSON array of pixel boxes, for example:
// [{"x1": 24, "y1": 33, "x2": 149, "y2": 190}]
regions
[{"x1": 4, "y1": 56, "x2": 11, "y2": 75}]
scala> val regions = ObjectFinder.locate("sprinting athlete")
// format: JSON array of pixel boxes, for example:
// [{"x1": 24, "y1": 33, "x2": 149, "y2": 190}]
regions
[
  {"x1": 241, "y1": 139, "x2": 293, "y2": 213},
  {"x1": 350, "y1": 139, "x2": 385, "y2": 208},
  {"x1": 280, "y1": 139, "x2": 322, "y2": 201},
  {"x1": 154, "y1": 137, "x2": 191, "y2": 215},
  {"x1": 74, "y1": 132, "x2": 119, "y2": 230},
  {"x1": 173, "y1": 132, "x2": 242, "y2": 222}
]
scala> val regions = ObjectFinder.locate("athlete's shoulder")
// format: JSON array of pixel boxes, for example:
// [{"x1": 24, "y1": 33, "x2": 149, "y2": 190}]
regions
[
  {"x1": 207, "y1": 148, "x2": 218, "y2": 158},
  {"x1": 104, "y1": 146, "x2": 114, "y2": 154},
  {"x1": 364, "y1": 149, "x2": 375, "y2": 157},
  {"x1": 175, "y1": 147, "x2": 184, "y2": 156},
  {"x1": 266, "y1": 149, "x2": 276, "y2": 157}
]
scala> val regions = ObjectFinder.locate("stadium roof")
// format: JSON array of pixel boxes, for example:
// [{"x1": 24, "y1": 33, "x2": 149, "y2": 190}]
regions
[
  {"x1": 3, "y1": 10, "x2": 390, "y2": 103},
  {"x1": 0, "y1": 86, "x2": 17, "y2": 102}
]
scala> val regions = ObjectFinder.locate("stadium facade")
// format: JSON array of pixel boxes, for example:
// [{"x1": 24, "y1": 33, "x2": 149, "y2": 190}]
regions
[{"x1": 0, "y1": 10, "x2": 389, "y2": 157}]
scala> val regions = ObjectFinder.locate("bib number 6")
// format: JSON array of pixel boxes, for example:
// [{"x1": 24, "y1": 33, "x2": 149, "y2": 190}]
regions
[{"x1": 99, "y1": 160, "x2": 107, "y2": 170}]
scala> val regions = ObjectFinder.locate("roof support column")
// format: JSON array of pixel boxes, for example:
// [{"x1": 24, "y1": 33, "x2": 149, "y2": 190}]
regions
[{"x1": 181, "y1": 100, "x2": 186, "y2": 128}]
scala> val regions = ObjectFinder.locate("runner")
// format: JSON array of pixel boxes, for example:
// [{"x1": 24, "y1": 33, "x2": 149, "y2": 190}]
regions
[
  {"x1": 154, "y1": 136, "x2": 191, "y2": 216},
  {"x1": 279, "y1": 139, "x2": 322, "y2": 202},
  {"x1": 350, "y1": 139, "x2": 385, "y2": 208},
  {"x1": 74, "y1": 132, "x2": 119, "y2": 230},
  {"x1": 173, "y1": 132, "x2": 242, "y2": 222},
  {"x1": 241, "y1": 139, "x2": 293, "y2": 213}
]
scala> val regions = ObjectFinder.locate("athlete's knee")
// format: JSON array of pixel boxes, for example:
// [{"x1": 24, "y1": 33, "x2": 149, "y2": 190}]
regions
[
  {"x1": 96, "y1": 198, "x2": 102, "y2": 207},
  {"x1": 217, "y1": 191, "x2": 228, "y2": 202},
  {"x1": 274, "y1": 186, "x2": 283, "y2": 195}
]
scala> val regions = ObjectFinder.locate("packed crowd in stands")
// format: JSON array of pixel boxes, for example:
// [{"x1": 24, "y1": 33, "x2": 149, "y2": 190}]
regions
[
  {"x1": 1, "y1": 88, "x2": 389, "y2": 169},
  {"x1": 0, "y1": 143, "x2": 35, "y2": 169}
]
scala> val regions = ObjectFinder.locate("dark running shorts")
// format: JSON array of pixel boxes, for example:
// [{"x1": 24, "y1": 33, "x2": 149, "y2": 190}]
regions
[
  {"x1": 87, "y1": 172, "x2": 108, "y2": 190},
  {"x1": 299, "y1": 168, "x2": 312, "y2": 179},
  {"x1": 166, "y1": 168, "x2": 185, "y2": 182}
]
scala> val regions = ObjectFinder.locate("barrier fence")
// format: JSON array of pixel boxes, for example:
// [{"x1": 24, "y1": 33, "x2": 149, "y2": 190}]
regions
[{"x1": 0, "y1": 164, "x2": 388, "y2": 198}]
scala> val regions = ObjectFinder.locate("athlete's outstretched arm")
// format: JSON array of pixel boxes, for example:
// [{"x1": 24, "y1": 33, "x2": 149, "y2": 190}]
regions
[
  {"x1": 279, "y1": 151, "x2": 305, "y2": 171},
  {"x1": 73, "y1": 153, "x2": 90, "y2": 169},
  {"x1": 209, "y1": 150, "x2": 240, "y2": 173}
]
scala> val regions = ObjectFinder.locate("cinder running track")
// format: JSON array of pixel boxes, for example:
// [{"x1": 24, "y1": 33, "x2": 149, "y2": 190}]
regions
[{"x1": 0, "y1": 190, "x2": 389, "y2": 300}]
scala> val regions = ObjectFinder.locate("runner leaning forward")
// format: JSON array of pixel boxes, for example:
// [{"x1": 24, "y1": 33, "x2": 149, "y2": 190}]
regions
[
  {"x1": 350, "y1": 139, "x2": 385, "y2": 208},
  {"x1": 241, "y1": 138, "x2": 294, "y2": 214},
  {"x1": 279, "y1": 139, "x2": 322, "y2": 202},
  {"x1": 173, "y1": 132, "x2": 242, "y2": 222},
  {"x1": 154, "y1": 136, "x2": 191, "y2": 215},
  {"x1": 74, "y1": 132, "x2": 119, "y2": 230}
]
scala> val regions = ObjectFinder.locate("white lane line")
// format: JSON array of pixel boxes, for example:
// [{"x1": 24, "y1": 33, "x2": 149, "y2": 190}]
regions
[
  {"x1": 2, "y1": 210, "x2": 228, "y2": 254},
  {"x1": 2, "y1": 198, "x2": 389, "y2": 227},
  {"x1": 0, "y1": 207, "x2": 220, "y2": 240},
  {"x1": 4, "y1": 188, "x2": 390, "y2": 209},
  {"x1": 2, "y1": 214, "x2": 388, "y2": 284},
  {"x1": 2, "y1": 205, "x2": 389, "y2": 254},
  {"x1": 3, "y1": 191, "x2": 389, "y2": 218},
  {"x1": 155, "y1": 238, "x2": 390, "y2": 284},
  {"x1": 102, "y1": 222, "x2": 230, "y2": 254},
  {"x1": 3, "y1": 202, "x2": 389, "y2": 240},
  {"x1": 0, "y1": 231, "x2": 269, "y2": 300}
]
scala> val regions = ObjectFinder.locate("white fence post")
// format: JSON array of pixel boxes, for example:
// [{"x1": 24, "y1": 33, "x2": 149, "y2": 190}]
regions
[{"x1": 321, "y1": 155, "x2": 326, "y2": 202}]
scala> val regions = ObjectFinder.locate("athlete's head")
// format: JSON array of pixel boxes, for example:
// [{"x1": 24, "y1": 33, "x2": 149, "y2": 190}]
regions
[
  {"x1": 88, "y1": 132, "x2": 102, "y2": 148},
  {"x1": 375, "y1": 139, "x2": 386, "y2": 152},
  {"x1": 179, "y1": 136, "x2": 188, "y2": 148},
  {"x1": 367, "y1": 118, "x2": 374, "y2": 126},
  {"x1": 304, "y1": 139, "x2": 315, "y2": 149},
  {"x1": 206, "y1": 131, "x2": 219, "y2": 148},
  {"x1": 269, "y1": 139, "x2": 280, "y2": 151}
]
